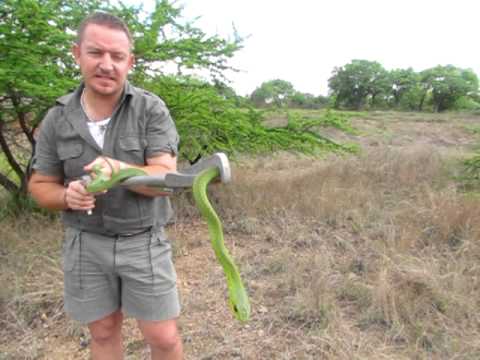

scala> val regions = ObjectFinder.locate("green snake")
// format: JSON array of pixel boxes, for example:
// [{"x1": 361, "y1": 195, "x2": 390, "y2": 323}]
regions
[
  {"x1": 192, "y1": 167, "x2": 250, "y2": 321},
  {"x1": 85, "y1": 164, "x2": 147, "y2": 193},
  {"x1": 85, "y1": 164, "x2": 251, "y2": 322},
  {"x1": 192, "y1": 167, "x2": 251, "y2": 322}
]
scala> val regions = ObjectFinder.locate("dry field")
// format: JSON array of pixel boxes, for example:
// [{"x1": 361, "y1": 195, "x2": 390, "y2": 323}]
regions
[{"x1": 1, "y1": 111, "x2": 480, "y2": 359}]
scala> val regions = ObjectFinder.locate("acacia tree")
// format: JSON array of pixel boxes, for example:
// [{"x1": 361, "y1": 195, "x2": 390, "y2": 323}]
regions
[
  {"x1": 0, "y1": 0, "x2": 85, "y2": 196},
  {"x1": 0, "y1": 0, "x2": 242, "y2": 202}
]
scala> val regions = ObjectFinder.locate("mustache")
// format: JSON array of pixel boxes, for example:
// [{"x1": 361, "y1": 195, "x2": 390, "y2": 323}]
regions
[{"x1": 95, "y1": 66, "x2": 115, "y2": 77}]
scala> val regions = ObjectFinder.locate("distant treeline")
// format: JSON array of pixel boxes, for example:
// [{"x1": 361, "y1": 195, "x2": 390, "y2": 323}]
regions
[{"x1": 246, "y1": 60, "x2": 480, "y2": 112}]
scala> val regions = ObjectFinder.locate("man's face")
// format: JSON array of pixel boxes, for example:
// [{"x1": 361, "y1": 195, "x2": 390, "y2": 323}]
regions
[{"x1": 73, "y1": 23, "x2": 134, "y2": 98}]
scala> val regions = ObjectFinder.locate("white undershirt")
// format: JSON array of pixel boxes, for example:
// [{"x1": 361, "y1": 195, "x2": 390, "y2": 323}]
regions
[
  {"x1": 86, "y1": 117, "x2": 110, "y2": 148},
  {"x1": 80, "y1": 88, "x2": 111, "y2": 148}
]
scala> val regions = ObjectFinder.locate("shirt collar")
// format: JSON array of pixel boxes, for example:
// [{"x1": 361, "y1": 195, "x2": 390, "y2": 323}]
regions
[{"x1": 58, "y1": 81, "x2": 134, "y2": 109}]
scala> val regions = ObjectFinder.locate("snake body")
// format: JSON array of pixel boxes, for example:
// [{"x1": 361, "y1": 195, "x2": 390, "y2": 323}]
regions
[
  {"x1": 192, "y1": 167, "x2": 251, "y2": 322},
  {"x1": 85, "y1": 165, "x2": 147, "y2": 193},
  {"x1": 85, "y1": 164, "x2": 250, "y2": 321}
]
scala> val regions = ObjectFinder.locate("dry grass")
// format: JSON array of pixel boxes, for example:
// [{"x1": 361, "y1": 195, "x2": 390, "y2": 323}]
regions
[
  {"x1": 2, "y1": 112, "x2": 480, "y2": 359},
  {"x1": 0, "y1": 215, "x2": 66, "y2": 359},
  {"x1": 202, "y1": 145, "x2": 480, "y2": 359}
]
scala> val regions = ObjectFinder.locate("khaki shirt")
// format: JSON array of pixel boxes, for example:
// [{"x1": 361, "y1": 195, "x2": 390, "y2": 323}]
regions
[{"x1": 32, "y1": 82, "x2": 179, "y2": 235}]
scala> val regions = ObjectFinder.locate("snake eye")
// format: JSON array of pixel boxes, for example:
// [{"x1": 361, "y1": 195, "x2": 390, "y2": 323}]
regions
[{"x1": 233, "y1": 305, "x2": 238, "y2": 313}]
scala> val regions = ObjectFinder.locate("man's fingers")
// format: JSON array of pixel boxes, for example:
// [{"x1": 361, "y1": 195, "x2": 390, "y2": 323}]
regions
[
  {"x1": 70, "y1": 180, "x2": 92, "y2": 195},
  {"x1": 69, "y1": 197, "x2": 95, "y2": 210},
  {"x1": 84, "y1": 156, "x2": 119, "y2": 176},
  {"x1": 66, "y1": 180, "x2": 97, "y2": 210}
]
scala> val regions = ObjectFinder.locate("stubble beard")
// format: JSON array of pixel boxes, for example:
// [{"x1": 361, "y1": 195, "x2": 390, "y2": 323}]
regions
[{"x1": 88, "y1": 76, "x2": 123, "y2": 100}]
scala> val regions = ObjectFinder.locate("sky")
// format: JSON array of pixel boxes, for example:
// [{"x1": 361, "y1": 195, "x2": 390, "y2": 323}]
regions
[{"x1": 142, "y1": 0, "x2": 480, "y2": 97}]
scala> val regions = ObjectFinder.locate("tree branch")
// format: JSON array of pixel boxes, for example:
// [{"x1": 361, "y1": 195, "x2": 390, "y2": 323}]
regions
[
  {"x1": 0, "y1": 117, "x2": 25, "y2": 182},
  {"x1": 10, "y1": 91, "x2": 35, "y2": 145},
  {"x1": 0, "y1": 172, "x2": 19, "y2": 193}
]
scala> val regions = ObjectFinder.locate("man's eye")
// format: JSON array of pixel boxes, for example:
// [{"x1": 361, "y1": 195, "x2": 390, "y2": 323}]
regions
[{"x1": 113, "y1": 54, "x2": 126, "y2": 61}]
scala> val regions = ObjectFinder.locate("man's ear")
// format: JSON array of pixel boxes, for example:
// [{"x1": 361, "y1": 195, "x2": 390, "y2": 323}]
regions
[{"x1": 72, "y1": 43, "x2": 81, "y2": 65}]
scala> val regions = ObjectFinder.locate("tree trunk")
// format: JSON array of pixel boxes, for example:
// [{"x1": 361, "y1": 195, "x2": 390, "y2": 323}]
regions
[
  {"x1": 418, "y1": 91, "x2": 427, "y2": 111},
  {"x1": 10, "y1": 92, "x2": 35, "y2": 145},
  {"x1": 0, "y1": 173, "x2": 19, "y2": 193},
  {"x1": 0, "y1": 116, "x2": 23, "y2": 194},
  {"x1": 0, "y1": 120, "x2": 25, "y2": 181}
]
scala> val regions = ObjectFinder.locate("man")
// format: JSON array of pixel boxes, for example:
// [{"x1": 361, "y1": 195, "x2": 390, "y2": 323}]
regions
[{"x1": 28, "y1": 12, "x2": 183, "y2": 360}]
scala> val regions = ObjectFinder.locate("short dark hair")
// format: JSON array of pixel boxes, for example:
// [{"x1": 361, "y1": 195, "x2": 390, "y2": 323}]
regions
[{"x1": 76, "y1": 12, "x2": 133, "y2": 49}]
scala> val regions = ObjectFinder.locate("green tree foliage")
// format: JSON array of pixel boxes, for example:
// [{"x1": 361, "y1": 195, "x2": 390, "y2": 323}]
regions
[
  {"x1": 127, "y1": 1, "x2": 242, "y2": 84},
  {"x1": 144, "y1": 75, "x2": 353, "y2": 162},
  {"x1": 452, "y1": 96, "x2": 480, "y2": 111},
  {"x1": 250, "y1": 79, "x2": 296, "y2": 107},
  {"x1": 289, "y1": 92, "x2": 329, "y2": 109},
  {"x1": 0, "y1": 0, "x2": 243, "y2": 200},
  {"x1": 328, "y1": 60, "x2": 390, "y2": 110},
  {"x1": 249, "y1": 79, "x2": 327, "y2": 109},
  {"x1": 0, "y1": 0, "x2": 89, "y2": 195},
  {"x1": 0, "y1": 0, "x2": 352, "y2": 208},
  {"x1": 419, "y1": 65, "x2": 479, "y2": 112},
  {"x1": 389, "y1": 68, "x2": 419, "y2": 108},
  {"x1": 328, "y1": 60, "x2": 479, "y2": 112}
]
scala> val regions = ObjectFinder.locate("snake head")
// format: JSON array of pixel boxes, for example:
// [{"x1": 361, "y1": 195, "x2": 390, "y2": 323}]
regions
[
  {"x1": 85, "y1": 164, "x2": 111, "y2": 193},
  {"x1": 229, "y1": 296, "x2": 251, "y2": 322}
]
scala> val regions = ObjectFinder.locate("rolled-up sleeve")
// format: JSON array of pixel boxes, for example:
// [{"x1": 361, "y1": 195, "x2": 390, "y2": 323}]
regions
[
  {"x1": 145, "y1": 98, "x2": 179, "y2": 158},
  {"x1": 31, "y1": 108, "x2": 63, "y2": 177}
]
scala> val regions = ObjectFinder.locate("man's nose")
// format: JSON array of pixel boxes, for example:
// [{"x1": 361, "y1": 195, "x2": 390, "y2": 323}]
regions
[{"x1": 98, "y1": 53, "x2": 114, "y2": 72}]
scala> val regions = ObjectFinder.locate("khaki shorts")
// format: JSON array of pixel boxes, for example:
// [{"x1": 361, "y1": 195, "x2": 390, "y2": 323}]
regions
[{"x1": 62, "y1": 227, "x2": 180, "y2": 324}]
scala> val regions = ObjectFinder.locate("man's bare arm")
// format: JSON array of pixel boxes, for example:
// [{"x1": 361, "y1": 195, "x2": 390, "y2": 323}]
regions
[
  {"x1": 84, "y1": 152, "x2": 177, "y2": 197},
  {"x1": 129, "y1": 152, "x2": 177, "y2": 196},
  {"x1": 28, "y1": 172, "x2": 95, "y2": 211}
]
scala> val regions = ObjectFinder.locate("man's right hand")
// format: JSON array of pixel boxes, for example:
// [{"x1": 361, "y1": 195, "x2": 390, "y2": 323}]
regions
[{"x1": 65, "y1": 180, "x2": 96, "y2": 211}]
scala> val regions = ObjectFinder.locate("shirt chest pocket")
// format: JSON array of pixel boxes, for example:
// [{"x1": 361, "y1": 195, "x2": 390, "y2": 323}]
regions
[
  {"x1": 57, "y1": 141, "x2": 85, "y2": 178},
  {"x1": 119, "y1": 136, "x2": 146, "y2": 165}
]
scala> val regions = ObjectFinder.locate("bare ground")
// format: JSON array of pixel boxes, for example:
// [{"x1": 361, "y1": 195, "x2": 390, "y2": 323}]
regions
[{"x1": 2, "y1": 111, "x2": 480, "y2": 359}]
